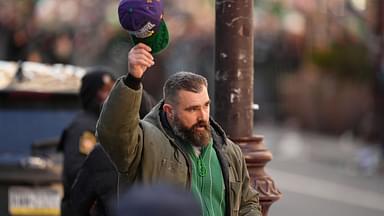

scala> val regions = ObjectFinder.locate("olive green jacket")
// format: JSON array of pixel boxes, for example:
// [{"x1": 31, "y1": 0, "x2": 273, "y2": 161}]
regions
[{"x1": 96, "y1": 78, "x2": 261, "y2": 216}]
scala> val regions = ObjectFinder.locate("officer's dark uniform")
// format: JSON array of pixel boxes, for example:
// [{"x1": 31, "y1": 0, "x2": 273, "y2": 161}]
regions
[
  {"x1": 58, "y1": 110, "x2": 99, "y2": 215},
  {"x1": 58, "y1": 69, "x2": 116, "y2": 216},
  {"x1": 68, "y1": 89, "x2": 156, "y2": 216},
  {"x1": 70, "y1": 144, "x2": 118, "y2": 216}
]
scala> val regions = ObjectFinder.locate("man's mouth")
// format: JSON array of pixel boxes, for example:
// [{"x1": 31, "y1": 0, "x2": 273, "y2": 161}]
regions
[
  {"x1": 195, "y1": 126, "x2": 206, "y2": 131},
  {"x1": 194, "y1": 122, "x2": 208, "y2": 132}
]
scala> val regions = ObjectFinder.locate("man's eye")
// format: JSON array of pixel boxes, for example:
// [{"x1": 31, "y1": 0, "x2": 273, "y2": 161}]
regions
[{"x1": 187, "y1": 107, "x2": 198, "y2": 112}]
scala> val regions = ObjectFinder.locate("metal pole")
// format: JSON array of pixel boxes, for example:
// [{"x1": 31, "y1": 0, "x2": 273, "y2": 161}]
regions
[
  {"x1": 374, "y1": 0, "x2": 384, "y2": 165},
  {"x1": 214, "y1": 0, "x2": 254, "y2": 137},
  {"x1": 215, "y1": 1, "x2": 281, "y2": 215}
]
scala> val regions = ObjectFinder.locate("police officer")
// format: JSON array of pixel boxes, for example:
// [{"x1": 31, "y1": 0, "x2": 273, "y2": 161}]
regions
[
  {"x1": 57, "y1": 67, "x2": 115, "y2": 216},
  {"x1": 67, "y1": 68, "x2": 156, "y2": 216}
]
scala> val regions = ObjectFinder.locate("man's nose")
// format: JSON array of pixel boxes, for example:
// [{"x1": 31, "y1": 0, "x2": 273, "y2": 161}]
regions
[{"x1": 197, "y1": 108, "x2": 208, "y2": 121}]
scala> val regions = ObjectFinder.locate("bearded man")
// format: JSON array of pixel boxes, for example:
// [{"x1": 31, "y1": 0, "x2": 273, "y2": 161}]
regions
[{"x1": 96, "y1": 43, "x2": 261, "y2": 216}]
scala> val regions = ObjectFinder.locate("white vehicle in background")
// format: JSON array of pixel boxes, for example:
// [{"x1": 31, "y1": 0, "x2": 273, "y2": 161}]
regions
[{"x1": 0, "y1": 60, "x2": 85, "y2": 216}]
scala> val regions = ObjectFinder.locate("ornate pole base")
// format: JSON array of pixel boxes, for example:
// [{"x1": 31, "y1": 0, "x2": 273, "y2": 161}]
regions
[{"x1": 234, "y1": 136, "x2": 282, "y2": 216}]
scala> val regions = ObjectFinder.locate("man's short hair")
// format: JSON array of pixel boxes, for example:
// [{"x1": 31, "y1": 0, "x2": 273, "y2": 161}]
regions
[{"x1": 163, "y1": 71, "x2": 208, "y2": 104}]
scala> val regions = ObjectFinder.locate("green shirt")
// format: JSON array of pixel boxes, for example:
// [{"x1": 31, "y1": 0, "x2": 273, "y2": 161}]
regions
[{"x1": 187, "y1": 140, "x2": 226, "y2": 216}]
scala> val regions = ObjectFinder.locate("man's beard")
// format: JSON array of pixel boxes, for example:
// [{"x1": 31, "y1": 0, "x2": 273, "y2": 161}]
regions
[{"x1": 172, "y1": 116, "x2": 211, "y2": 147}]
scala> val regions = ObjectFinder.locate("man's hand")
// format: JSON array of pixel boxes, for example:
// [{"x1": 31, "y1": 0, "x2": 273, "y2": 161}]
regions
[{"x1": 128, "y1": 43, "x2": 155, "y2": 78}]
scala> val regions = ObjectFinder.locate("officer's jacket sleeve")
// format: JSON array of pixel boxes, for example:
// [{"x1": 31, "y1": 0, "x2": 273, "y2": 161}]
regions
[
  {"x1": 70, "y1": 167, "x2": 95, "y2": 215},
  {"x1": 96, "y1": 77, "x2": 143, "y2": 174}
]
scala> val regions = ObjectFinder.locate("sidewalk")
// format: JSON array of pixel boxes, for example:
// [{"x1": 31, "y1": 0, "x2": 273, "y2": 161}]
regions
[
  {"x1": 253, "y1": 123, "x2": 383, "y2": 176},
  {"x1": 254, "y1": 123, "x2": 384, "y2": 216}
]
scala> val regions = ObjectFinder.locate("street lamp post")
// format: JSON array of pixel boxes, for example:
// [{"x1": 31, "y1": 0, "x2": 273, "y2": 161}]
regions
[
  {"x1": 214, "y1": 0, "x2": 281, "y2": 215},
  {"x1": 374, "y1": 0, "x2": 384, "y2": 169}
]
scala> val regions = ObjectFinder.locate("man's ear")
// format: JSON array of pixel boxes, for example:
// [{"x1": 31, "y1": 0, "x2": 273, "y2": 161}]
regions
[{"x1": 163, "y1": 103, "x2": 174, "y2": 120}]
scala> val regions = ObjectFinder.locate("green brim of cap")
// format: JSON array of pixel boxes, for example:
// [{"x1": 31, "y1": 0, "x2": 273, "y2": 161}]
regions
[{"x1": 131, "y1": 19, "x2": 169, "y2": 55}]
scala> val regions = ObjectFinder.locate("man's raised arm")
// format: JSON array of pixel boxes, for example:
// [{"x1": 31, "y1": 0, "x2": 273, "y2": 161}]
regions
[{"x1": 96, "y1": 43, "x2": 154, "y2": 173}]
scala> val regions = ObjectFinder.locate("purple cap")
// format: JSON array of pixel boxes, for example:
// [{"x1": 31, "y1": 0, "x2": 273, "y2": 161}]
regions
[{"x1": 118, "y1": 0, "x2": 169, "y2": 54}]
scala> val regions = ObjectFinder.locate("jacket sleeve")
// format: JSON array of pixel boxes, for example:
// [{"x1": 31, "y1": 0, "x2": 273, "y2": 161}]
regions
[
  {"x1": 96, "y1": 77, "x2": 143, "y2": 174},
  {"x1": 70, "y1": 167, "x2": 95, "y2": 216},
  {"x1": 238, "y1": 149, "x2": 262, "y2": 216}
]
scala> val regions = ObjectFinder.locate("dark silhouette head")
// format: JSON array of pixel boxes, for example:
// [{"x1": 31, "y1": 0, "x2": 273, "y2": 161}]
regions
[
  {"x1": 80, "y1": 66, "x2": 115, "y2": 116},
  {"x1": 116, "y1": 183, "x2": 201, "y2": 216}
]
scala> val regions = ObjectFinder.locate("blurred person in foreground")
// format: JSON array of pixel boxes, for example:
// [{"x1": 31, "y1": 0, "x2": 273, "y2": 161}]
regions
[
  {"x1": 115, "y1": 183, "x2": 202, "y2": 216},
  {"x1": 57, "y1": 67, "x2": 116, "y2": 216}
]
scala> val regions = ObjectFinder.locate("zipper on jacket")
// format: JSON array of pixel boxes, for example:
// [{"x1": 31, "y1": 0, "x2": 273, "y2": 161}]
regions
[{"x1": 212, "y1": 134, "x2": 231, "y2": 216}]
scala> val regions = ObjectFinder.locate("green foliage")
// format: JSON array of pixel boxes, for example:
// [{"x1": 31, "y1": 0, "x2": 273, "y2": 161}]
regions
[
  {"x1": 270, "y1": 1, "x2": 284, "y2": 17},
  {"x1": 311, "y1": 42, "x2": 375, "y2": 82}
]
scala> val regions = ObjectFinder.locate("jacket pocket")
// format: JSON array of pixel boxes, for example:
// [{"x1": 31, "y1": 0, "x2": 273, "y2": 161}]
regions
[
  {"x1": 159, "y1": 158, "x2": 188, "y2": 186},
  {"x1": 230, "y1": 181, "x2": 241, "y2": 215}
]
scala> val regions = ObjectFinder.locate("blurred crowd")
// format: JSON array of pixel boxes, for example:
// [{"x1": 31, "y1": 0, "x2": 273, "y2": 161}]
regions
[
  {"x1": 0, "y1": 0, "x2": 381, "y2": 153},
  {"x1": 0, "y1": 0, "x2": 308, "y2": 101},
  {"x1": 0, "y1": 0, "x2": 216, "y2": 100},
  {"x1": 0, "y1": 0, "x2": 129, "y2": 66}
]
